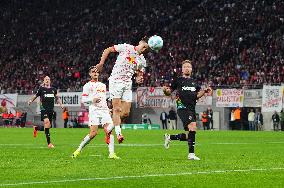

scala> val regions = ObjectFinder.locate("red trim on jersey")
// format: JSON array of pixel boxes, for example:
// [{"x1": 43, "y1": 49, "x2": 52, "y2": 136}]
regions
[
  {"x1": 82, "y1": 94, "x2": 88, "y2": 96},
  {"x1": 112, "y1": 46, "x2": 117, "y2": 52}
]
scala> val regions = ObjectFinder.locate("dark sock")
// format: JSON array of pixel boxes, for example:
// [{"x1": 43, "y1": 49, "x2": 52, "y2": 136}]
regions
[
  {"x1": 45, "y1": 128, "x2": 51, "y2": 144},
  {"x1": 35, "y1": 126, "x2": 44, "y2": 131},
  {"x1": 170, "y1": 134, "x2": 179, "y2": 140},
  {"x1": 188, "y1": 131, "x2": 196, "y2": 153},
  {"x1": 170, "y1": 133, "x2": 187, "y2": 141}
]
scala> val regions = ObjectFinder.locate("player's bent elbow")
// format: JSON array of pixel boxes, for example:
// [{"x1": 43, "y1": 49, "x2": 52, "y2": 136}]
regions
[{"x1": 105, "y1": 47, "x2": 115, "y2": 54}]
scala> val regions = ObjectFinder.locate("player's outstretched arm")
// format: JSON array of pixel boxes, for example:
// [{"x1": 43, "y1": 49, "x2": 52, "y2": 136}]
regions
[
  {"x1": 96, "y1": 46, "x2": 116, "y2": 71},
  {"x1": 197, "y1": 87, "x2": 212, "y2": 99},
  {"x1": 55, "y1": 93, "x2": 64, "y2": 109},
  {"x1": 27, "y1": 95, "x2": 38, "y2": 105},
  {"x1": 81, "y1": 83, "x2": 93, "y2": 106}
]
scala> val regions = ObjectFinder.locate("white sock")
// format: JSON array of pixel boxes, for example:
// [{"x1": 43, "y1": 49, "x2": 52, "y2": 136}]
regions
[
  {"x1": 78, "y1": 135, "x2": 91, "y2": 151},
  {"x1": 107, "y1": 124, "x2": 115, "y2": 133},
  {"x1": 114, "y1": 125, "x2": 122, "y2": 136},
  {"x1": 108, "y1": 135, "x2": 114, "y2": 155}
]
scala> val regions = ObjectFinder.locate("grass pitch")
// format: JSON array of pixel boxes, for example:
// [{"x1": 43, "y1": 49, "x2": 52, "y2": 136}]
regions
[{"x1": 0, "y1": 128, "x2": 284, "y2": 188}]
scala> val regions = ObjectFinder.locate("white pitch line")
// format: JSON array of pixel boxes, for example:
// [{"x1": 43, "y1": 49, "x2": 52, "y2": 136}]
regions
[
  {"x1": 1, "y1": 142, "x2": 284, "y2": 148},
  {"x1": 89, "y1": 154, "x2": 102, "y2": 157},
  {"x1": 1, "y1": 167, "x2": 284, "y2": 187}
]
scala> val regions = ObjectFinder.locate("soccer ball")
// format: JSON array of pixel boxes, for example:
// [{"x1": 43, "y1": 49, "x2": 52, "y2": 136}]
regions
[{"x1": 148, "y1": 35, "x2": 163, "y2": 52}]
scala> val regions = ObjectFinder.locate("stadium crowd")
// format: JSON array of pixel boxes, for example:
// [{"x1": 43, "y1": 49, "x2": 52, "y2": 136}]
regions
[{"x1": 0, "y1": 0, "x2": 283, "y2": 94}]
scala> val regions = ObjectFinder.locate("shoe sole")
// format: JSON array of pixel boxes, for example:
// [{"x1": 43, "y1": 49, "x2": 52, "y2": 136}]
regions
[{"x1": 188, "y1": 158, "x2": 200, "y2": 160}]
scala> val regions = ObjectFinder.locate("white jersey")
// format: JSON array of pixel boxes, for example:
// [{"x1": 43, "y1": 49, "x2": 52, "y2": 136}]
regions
[
  {"x1": 109, "y1": 43, "x2": 147, "y2": 83},
  {"x1": 81, "y1": 81, "x2": 109, "y2": 111}
]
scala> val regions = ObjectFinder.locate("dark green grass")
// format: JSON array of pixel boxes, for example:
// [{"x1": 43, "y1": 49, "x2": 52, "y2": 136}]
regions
[{"x1": 0, "y1": 128, "x2": 284, "y2": 188}]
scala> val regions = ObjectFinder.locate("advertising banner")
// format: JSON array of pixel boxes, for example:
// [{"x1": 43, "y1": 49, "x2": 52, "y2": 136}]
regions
[
  {"x1": 216, "y1": 89, "x2": 244, "y2": 107},
  {"x1": 262, "y1": 85, "x2": 283, "y2": 112}
]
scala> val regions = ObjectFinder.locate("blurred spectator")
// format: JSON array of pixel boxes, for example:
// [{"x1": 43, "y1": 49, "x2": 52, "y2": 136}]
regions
[
  {"x1": 160, "y1": 111, "x2": 168, "y2": 129},
  {"x1": 20, "y1": 112, "x2": 27, "y2": 127},
  {"x1": 230, "y1": 109, "x2": 235, "y2": 130},
  {"x1": 248, "y1": 109, "x2": 255, "y2": 131},
  {"x1": 62, "y1": 107, "x2": 69, "y2": 128},
  {"x1": 0, "y1": 0, "x2": 283, "y2": 92},
  {"x1": 206, "y1": 107, "x2": 213, "y2": 130},
  {"x1": 272, "y1": 111, "x2": 280, "y2": 131},
  {"x1": 15, "y1": 111, "x2": 22, "y2": 127},
  {"x1": 168, "y1": 107, "x2": 177, "y2": 130},
  {"x1": 8, "y1": 111, "x2": 14, "y2": 127},
  {"x1": 201, "y1": 111, "x2": 209, "y2": 130},
  {"x1": 141, "y1": 113, "x2": 152, "y2": 125},
  {"x1": 255, "y1": 109, "x2": 263, "y2": 131},
  {"x1": 234, "y1": 107, "x2": 241, "y2": 130},
  {"x1": 2, "y1": 111, "x2": 9, "y2": 127}
]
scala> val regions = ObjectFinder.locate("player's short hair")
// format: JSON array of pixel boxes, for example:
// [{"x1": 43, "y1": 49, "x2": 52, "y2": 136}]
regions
[
  {"x1": 181, "y1": 60, "x2": 192, "y2": 65},
  {"x1": 140, "y1": 36, "x2": 149, "y2": 43},
  {"x1": 88, "y1": 66, "x2": 97, "y2": 72}
]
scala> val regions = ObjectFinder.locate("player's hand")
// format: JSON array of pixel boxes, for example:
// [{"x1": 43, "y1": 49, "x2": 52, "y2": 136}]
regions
[
  {"x1": 93, "y1": 98, "x2": 101, "y2": 103},
  {"x1": 136, "y1": 76, "x2": 144, "y2": 84},
  {"x1": 163, "y1": 86, "x2": 171, "y2": 96},
  {"x1": 95, "y1": 63, "x2": 103, "y2": 72},
  {"x1": 204, "y1": 87, "x2": 213, "y2": 95}
]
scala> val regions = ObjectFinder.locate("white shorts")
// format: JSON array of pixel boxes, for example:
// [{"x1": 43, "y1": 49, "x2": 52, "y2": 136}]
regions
[
  {"x1": 109, "y1": 81, "x2": 132, "y2": 102},
  {"x1": 88, "y1": 109, "x2": 113, "y2": 126}
]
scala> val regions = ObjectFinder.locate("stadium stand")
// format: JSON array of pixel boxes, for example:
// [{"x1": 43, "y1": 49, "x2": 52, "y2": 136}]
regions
[{"x1": 0, "y1": 0, "x2": 283, "y2": 94}]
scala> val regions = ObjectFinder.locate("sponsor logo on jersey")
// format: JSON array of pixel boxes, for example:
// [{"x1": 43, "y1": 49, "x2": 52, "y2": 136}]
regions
[
  {"x1": 182, "y1": 86, "x2": 196, "y2": 91},
  {"x1": 96, "y1": 89, "x2": 106, "y2": 93},
  {"x1": 126, "y1": 56, "x2": 137, "y2": 65},
  {"x1": 44, "y1": 94, "x2": 55, "y2": 98}
]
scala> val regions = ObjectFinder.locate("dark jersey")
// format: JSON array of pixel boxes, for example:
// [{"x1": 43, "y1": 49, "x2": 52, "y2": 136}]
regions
[
  {"x1": 35, "y1": 86, "x2": 57, "y2": 111},
  {"x1": 170, "y1": 76, "x2": 201, "y2": 111}
]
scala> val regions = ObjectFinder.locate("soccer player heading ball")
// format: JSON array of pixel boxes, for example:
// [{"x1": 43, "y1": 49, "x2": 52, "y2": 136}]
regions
[
  {"x1": 163, "y1": 60, "x2": 212, "y2": 160},
  {"x1": 96, "y1": 36, "x2": 154, "y2": 143}
]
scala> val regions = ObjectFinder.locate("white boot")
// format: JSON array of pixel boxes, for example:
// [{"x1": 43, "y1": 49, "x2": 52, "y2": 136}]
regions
[
  {"x1": 188, "y1": 153, "x2": 200, "y2": 160},
  {"x1": 164, "y1": 133, "x2": 171, "y2": 149}
]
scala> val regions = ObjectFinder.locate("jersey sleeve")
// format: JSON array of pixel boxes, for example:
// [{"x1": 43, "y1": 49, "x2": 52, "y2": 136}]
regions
[
  {"x1": 170, "y1": 77, "x2": 178, "y2": 91},
  {"x1": 196, "y1": 84, "x2": 201, "y2": 93},
  {"x1": 54, "y1": 88, "x2": 58, "y2": 95},
  {"x1": 113, "y1": 43, "x2": 127, "y2": 53},
  {"x1": 81, "y1": 83, "x2": 92, "y2": 106},
  {"x1": 35, "y1": 87, "x2": 42, "y2": 97}
]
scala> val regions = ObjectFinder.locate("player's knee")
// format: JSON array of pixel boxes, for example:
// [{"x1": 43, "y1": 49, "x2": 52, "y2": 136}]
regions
[
  {"x1": 188, "y1": 122, "x2": 197, "y2": 131},
  {"x1": 113, "y1": 107, "x2": 122, "y2": 114},
  {"x1": 43, "y1": 120, "x2": 50, "y2": 127},
  {"x1": 89, "y1": 130, "x2": 97, "y2": 138}
]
